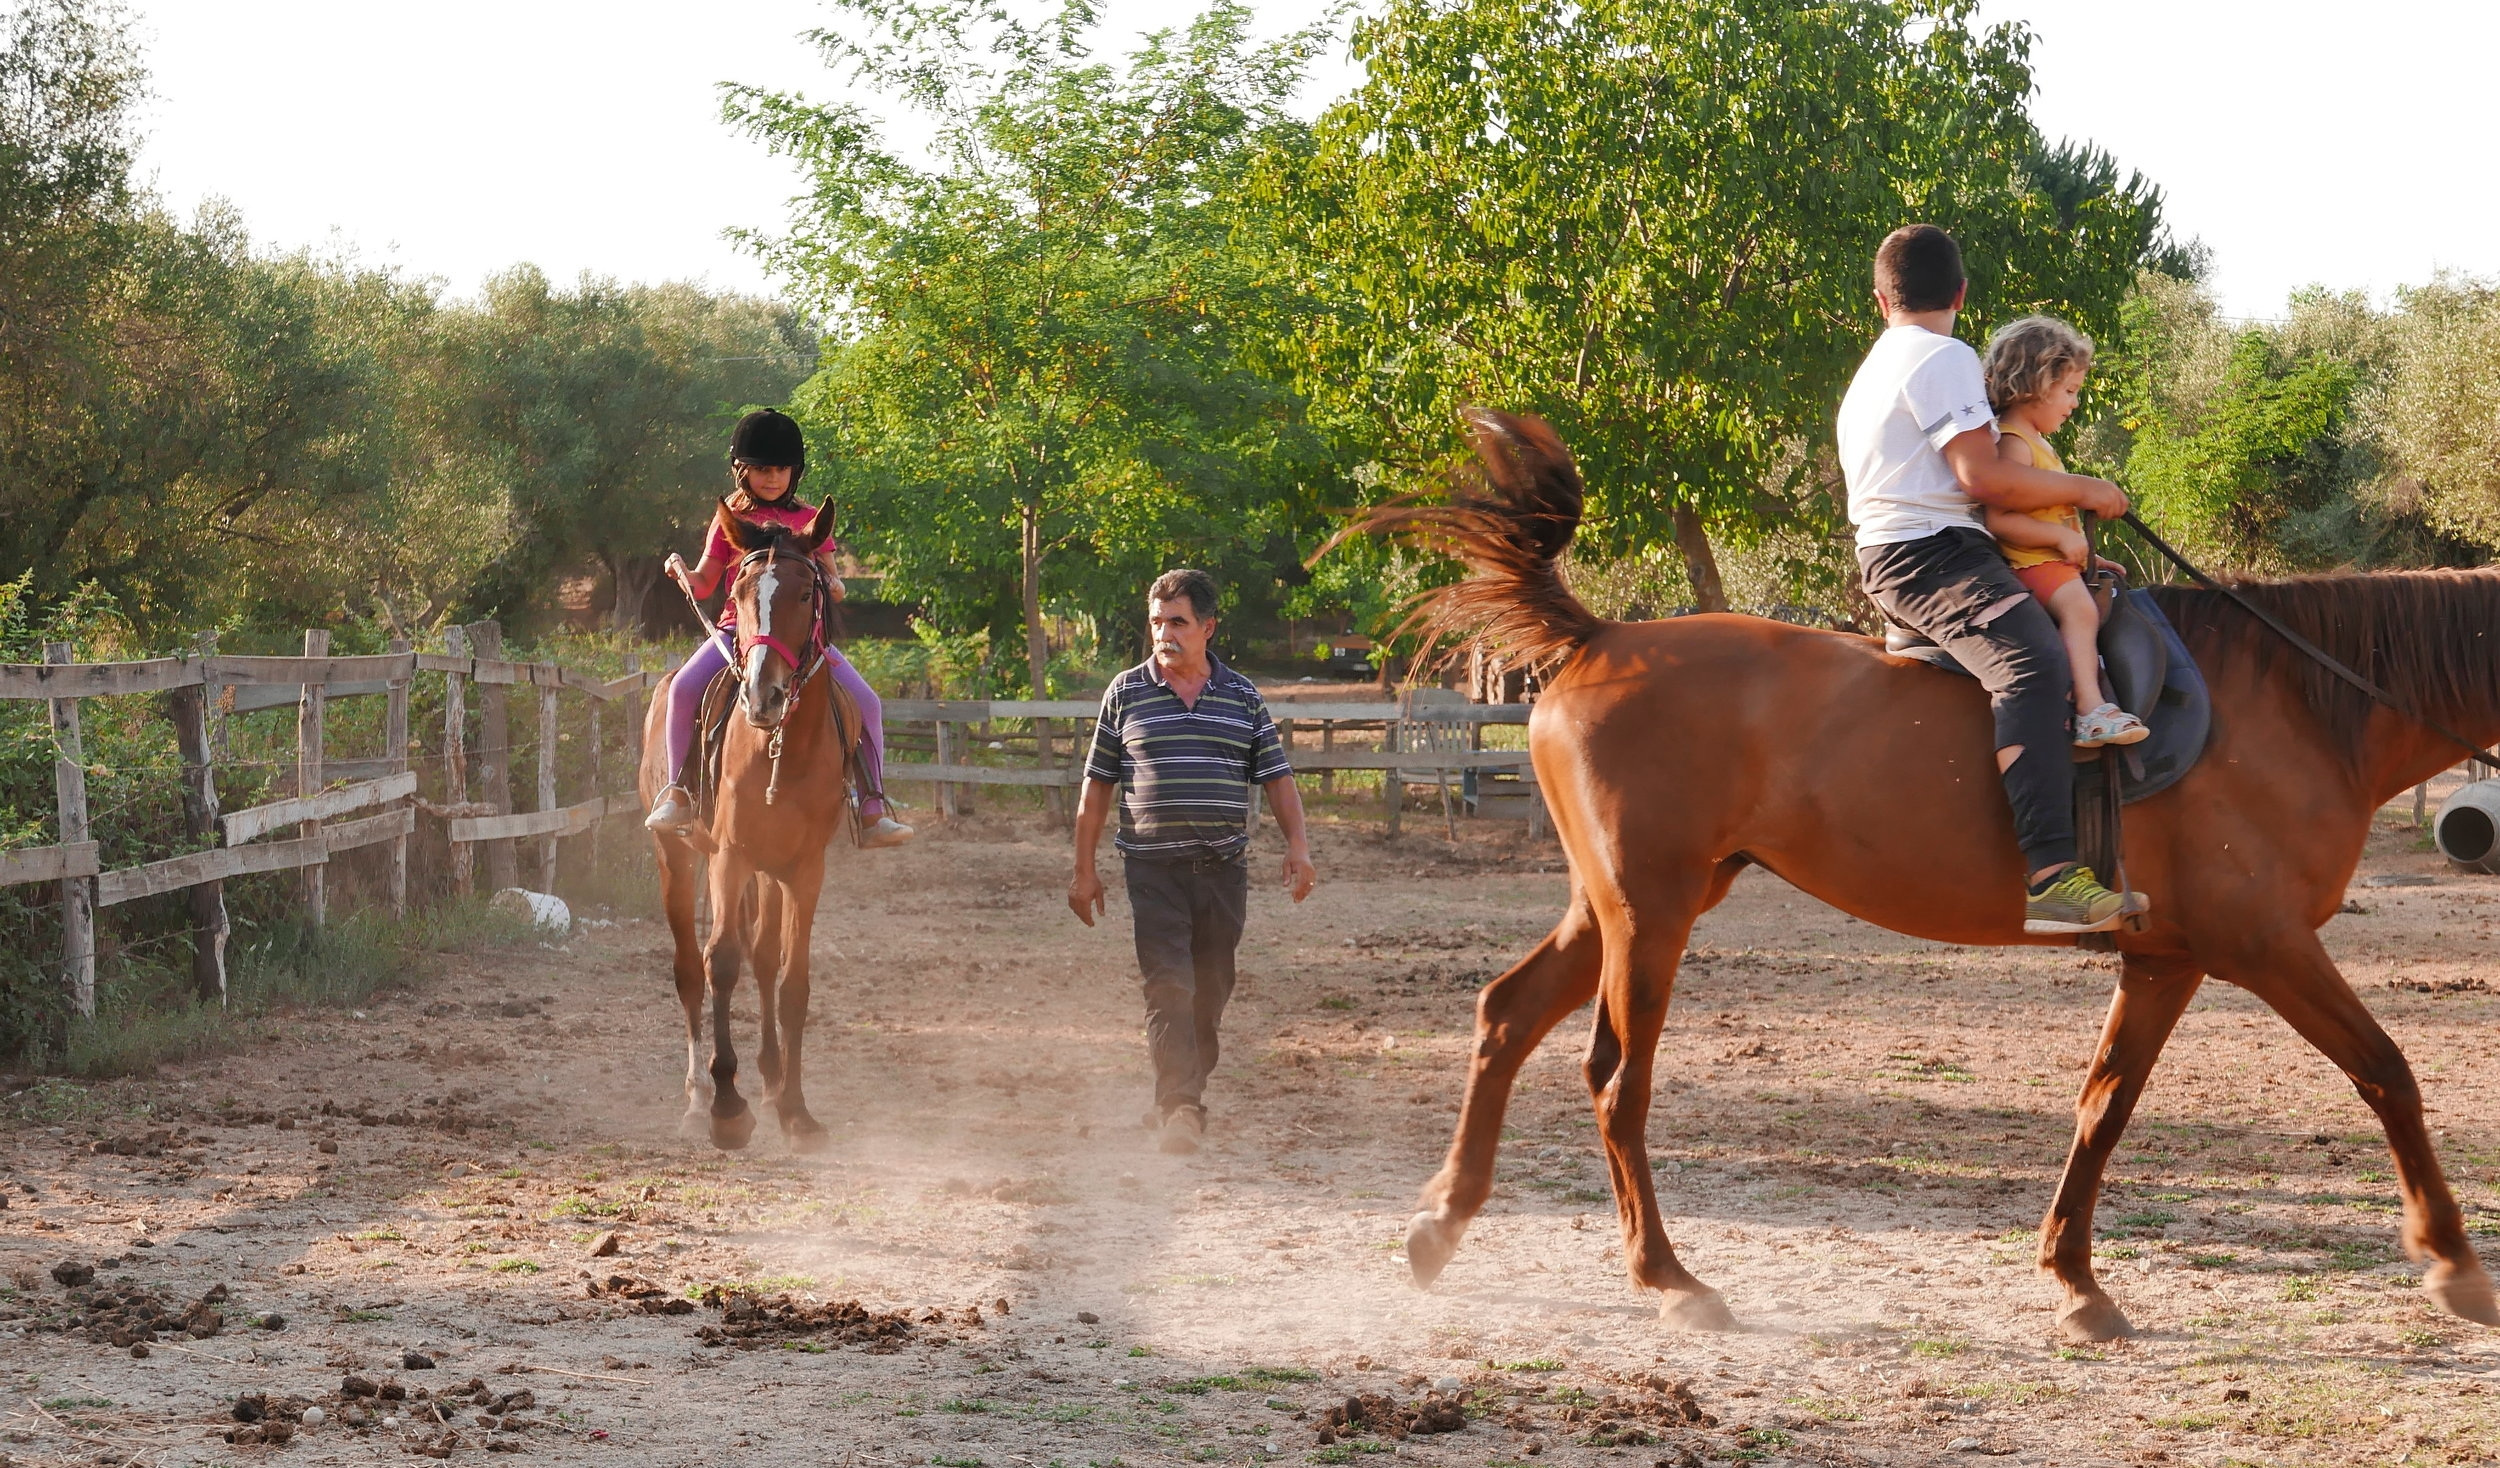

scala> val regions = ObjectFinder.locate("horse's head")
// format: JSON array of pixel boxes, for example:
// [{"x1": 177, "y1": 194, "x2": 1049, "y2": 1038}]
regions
[{"x1": 714, "y1": 498, "x2": 837, "y2": 730}]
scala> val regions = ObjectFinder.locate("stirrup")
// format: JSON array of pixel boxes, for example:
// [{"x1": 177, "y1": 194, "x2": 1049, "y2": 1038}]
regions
[{"x1": 644, "y1": 784, "x2": 700, "y2": 834}]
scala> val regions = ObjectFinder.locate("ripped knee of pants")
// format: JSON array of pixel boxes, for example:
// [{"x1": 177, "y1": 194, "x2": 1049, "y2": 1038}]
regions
[{"x1": 1997, "y1": 743, "x2": 2024, "y2": 773}]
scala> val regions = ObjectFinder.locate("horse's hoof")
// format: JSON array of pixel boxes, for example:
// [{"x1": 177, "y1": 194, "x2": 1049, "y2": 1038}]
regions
[
  {"x1": 2054, "y1": 1291, "x2": 2137, "y2": 1343},
  {"x1": 1657, "y1": 1286, "x2": 1737, "y2": 1332},
  {"x1": 710, "y1": 1109, "x2": 757, "y2": 1152},
  {"x1": 1406, "y1": 1212, "x2": 1465, "y2": 1288},
  {"x1": 2425, "y1": 1258, "x2": 2500, "y2": 1326}
]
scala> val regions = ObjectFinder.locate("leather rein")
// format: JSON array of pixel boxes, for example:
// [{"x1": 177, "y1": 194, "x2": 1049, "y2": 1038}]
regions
[
  {"x1": 668, "y1": 545, "x2": 838, "y2": 806},
  {"x1": 2121, "y1": 510, "x2": 2499, "y2": 776}
]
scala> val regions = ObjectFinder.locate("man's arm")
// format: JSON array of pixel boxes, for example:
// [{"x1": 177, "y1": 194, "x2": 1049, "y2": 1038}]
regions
[
  {"x1": 1943, "y1": 429, "x2": 2127, "y2": 517},
  {"x1": 1067, "y1": 776, "x2": 1117, "y2": 926},
  {"x1": 1261, "y1": 775, "x2": 1318, "y2": 902}
]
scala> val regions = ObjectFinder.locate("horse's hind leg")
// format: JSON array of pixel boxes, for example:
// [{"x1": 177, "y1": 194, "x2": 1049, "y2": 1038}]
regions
[
  {"x1": 1586, "y1": 874, "x2": 1729, "y2": 1330},
  {"x1": 2037, "y1": 953, "x2": 2202, "y2": 1341},
  {"x1": 701, "y1": 863, "x2": 758, "y2": 1151},
  {"x1": 1406, "y1": 891, "x2": 1603, "y2": 1286},
  {"x1": 2217, "y1": 931, "x2": 2499, "y2": 1326}
]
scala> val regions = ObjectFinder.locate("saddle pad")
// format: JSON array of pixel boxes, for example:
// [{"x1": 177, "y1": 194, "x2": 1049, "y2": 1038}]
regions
[{"x1": 1882, "y1": 587, "x2": 2209, "y2": 806}]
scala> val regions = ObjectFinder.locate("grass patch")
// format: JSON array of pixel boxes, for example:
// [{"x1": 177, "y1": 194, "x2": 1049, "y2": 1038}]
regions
[
  {"x1": 1906, "y1": 1336, "x2": 1967, "y2": 1358},
  {"x1": 1241, "y1": 1366, "x2": 1318, "y2": 1384},
  {"x1": 1499, "y1": 1358, "x2": 1565, "y2": 1372},
  {"x1": 489, "y1": 1259, "x2": 540, "y2": 1274},
  {"x1": 1165, "y1": 1376, "x2": 1243, "y2": 1395},
  {"x1": 49, "y1": 899, "x2": 531, "y2": 1076},
  {"x1": 936, "y1": 1398, "x2": 991, "y2": 1414},
  {"x1": 2280, "y1": 1275, "x2": 2319, "y2": 1302},
  {"x1": 2187, "y1": 1252, "x2": 2239, "y2": 1269}
]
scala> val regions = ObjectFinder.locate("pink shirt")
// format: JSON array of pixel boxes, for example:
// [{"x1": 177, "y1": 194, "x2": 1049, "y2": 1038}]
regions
[{"x1": 699, "y1": 500, "x2": 836, "y2": 628}]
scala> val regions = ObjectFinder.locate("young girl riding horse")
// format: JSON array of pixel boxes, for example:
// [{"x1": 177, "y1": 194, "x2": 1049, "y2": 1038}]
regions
[{"x1": 644, "y1": 408, "x2": 914, "y2": 849}]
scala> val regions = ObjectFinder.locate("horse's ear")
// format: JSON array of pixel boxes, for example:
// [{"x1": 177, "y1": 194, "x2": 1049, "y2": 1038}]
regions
[
  {"x1": 714, "y1": 498, "x2": 757, "y2": 554},
  {"x1": 799, "y1": 499, "x2": 837, "y2": 554}
]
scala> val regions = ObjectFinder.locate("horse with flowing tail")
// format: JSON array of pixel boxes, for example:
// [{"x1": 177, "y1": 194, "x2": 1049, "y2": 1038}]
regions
[
  {"x1": 640, "y1": 501, "x2": 852, "y2": 1152},
  {"x1": 1351, "y1": 407, "x2": 2500, "y2": 1341}
]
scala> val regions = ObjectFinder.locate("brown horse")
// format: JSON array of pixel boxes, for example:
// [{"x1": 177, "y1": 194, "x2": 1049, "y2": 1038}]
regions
[
  {"x1": 640, "y1": 502, "x2": 851, "y2": 1152},
  {"x1": 1356, "y1": 409, "x2": 2500, "y2": 1342}
]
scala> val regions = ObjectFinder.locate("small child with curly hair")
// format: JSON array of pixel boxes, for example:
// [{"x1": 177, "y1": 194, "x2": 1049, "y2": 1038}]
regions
[{"x1": 1981, "y1": 316, "x2": 2148, "y2": 749}]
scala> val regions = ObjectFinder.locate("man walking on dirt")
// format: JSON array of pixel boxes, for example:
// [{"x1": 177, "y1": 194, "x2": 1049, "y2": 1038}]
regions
[{"x1": 1068, "y1": 569, "x2": 1319, "y2": 1156}]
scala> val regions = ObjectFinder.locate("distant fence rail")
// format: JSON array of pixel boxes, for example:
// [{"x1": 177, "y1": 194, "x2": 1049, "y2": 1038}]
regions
[{"x1": 4, "y1": 647, "x2": 1536, "y2": 1026}]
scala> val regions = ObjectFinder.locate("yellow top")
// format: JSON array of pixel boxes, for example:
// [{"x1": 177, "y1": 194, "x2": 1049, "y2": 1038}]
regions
[{"x1": 1994, "y1": 424, "x2": 2082, "y2": 569}]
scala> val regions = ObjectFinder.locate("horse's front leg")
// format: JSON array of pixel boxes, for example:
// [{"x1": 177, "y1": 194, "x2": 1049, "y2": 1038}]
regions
[
  {"x1": 2037, "y1": 953, "x2": 2201, "y2": 1341},
  {"x1": 654, "y1": 836, "x2": 714, "y2": 1138},
  {"x1": 2217, "y1": 932, "x2": 2499, "y2": 1327},
  {"x1": 750, "y1": 878, "x2": 788, "y2": 1098},
  {"x1": 701, "y1": 858, "x2": 757, "y2": 1151},
  {"x1": 765, "y1": 855, "x2": 829, "y2": 1152},
  {"x1": 1408, "y1": 892, "x2": 1601, "y2": 1285}
]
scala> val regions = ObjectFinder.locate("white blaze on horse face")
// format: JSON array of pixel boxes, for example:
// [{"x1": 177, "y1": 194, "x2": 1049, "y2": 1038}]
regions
[{"x1": 746, "y1": 561, "x2": 781, "y2": 694}]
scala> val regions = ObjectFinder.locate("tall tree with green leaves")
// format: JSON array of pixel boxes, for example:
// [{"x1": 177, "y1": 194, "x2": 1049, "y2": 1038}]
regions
[
  {"x1": 1271, "y1": 0, "x2": 2172, "y2": 611},
  {"x1": 727, "y1": 0, "x2": 1335, "y2": 701}
]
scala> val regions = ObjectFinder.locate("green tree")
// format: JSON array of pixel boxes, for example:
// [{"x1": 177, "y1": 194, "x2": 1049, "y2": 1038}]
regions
[
  {"x1": 2369, "y1": 276, "x2": 2500, "y2": 555},
  {"x1": 445, "y1": 270, "x2": 811, "y2": 634},
  {"x1": 1271, "y1": 0, "x2": 2169, "y2": 611},
  {"x1": 727, "y1": 0, "x2": 1335, "y2": 700}
]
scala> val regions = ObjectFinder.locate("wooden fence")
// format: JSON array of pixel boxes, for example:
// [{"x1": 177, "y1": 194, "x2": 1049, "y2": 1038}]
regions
[
  {"x1": 1, "y1": 628, "x2": 668, "y2": 1021},
  {"x1": 3, "y1": 647, "x2": 1536, "y2": 1027}
]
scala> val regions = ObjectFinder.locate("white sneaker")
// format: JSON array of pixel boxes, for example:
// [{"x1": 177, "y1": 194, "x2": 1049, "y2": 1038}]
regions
[
  {"x1": 643, "y1": 785, "x2": 699, "y2": 833},
  {"x1": 2074, "y1": 703, "x2": 2151, "y2": 748},
  {"x1": 859, "y1": 815, "x2": 916, "y2": 849}
]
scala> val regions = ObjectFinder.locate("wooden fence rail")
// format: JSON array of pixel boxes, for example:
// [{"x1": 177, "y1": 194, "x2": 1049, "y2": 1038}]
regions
[
  {"x1": 0, "y1": 626, "x2": 667, "y2": 1023},
  {"x1": 4, "y1": 646, "x2": 1536, "y2": 1025}
]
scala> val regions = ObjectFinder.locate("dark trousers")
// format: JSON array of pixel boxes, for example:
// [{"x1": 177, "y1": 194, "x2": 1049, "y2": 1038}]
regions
[
  {"x1": 1858, "y1": 526, "x2": 2077, "y2": 873},
  {"x1": 1124, "y1": 852, "x2": 1249, "y2": 1114}
]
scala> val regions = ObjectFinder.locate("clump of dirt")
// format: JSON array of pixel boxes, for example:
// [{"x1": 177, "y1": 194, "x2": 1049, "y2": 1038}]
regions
[
  {"x1": 38, "y1": 1279, "x2": 229, "y2": 1348},
  {"x1": 1547, "y1": 1374, "x2": 1717, "y2": 1446},
  {"x1": 690, "y1": 1288, "x2": 923, "y2": 1352},
  {"x1": 221, "y1": 1373, "x2": 551, "y2": 1454},
  {"x1": 1313, "y1": 1390, "x2": 1468, "y2": 1443},
  {"x1": 585, "y1": 1273, "x2": 696, "y2": 1314},
  {"x1": 2387, "y1": 975, "x2": 2491, "y2": 994}
]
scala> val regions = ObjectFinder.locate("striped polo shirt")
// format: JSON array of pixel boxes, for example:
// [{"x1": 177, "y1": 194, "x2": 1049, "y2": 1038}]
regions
[{"x1": 1086, "y1": 657, "x2": 1292, "y2": 861}]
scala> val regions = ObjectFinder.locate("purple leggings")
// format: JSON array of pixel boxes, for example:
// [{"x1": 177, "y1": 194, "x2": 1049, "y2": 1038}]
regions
[{"x1": 667, "y1": 636, "x2": 887, "y2": 819}]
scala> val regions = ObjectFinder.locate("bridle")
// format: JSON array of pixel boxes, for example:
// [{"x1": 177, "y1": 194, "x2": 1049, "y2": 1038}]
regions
[{"x1": 670, "y1": 541, "x2": 837, "y2": 807}]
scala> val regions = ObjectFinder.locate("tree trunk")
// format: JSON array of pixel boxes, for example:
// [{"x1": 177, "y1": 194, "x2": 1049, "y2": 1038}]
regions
[
  {"x1": 1020, "y1": 500, "x2": 1064, "y2": 821},
  {"x1": 611, "y1": 555, "x2": 661, "y2": 637},
  {"x1": 1671, "y1": 503, "x2": 1729, "y2": 613}
]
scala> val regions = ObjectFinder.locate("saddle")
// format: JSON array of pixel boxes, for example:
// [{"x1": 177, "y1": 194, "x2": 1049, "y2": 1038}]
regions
[
  {"x1": 690, "y1": 664, "x2": 869, "y2": 832},
  {"x1": 1884, "y1": 579, "x2": 2211, "y2": 947}
]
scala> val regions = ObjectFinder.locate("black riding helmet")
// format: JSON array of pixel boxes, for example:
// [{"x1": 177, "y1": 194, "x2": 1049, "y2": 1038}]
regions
[{"x1": 729, "y1": 408, "x2": 806, "y2": 485}]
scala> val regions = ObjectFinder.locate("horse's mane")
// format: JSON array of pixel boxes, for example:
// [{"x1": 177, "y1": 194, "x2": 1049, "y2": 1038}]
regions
[{"x1": 2148, "y1": 569, "x2": 2500, "y2": 761}]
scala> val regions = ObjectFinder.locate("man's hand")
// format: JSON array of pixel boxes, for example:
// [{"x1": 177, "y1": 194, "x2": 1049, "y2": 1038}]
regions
[
  {"x1": 1283, "y1": 845, "x2": 1316, "y2": 903},
  {"x1": 1068, "y1": 866, "x2": 1106, "y2": 927}
]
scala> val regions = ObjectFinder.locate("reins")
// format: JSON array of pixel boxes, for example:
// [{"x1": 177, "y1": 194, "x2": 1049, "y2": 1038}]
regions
[
  {"x1": 2121, "y1": 511, "x2": 2500, "y2": 776},
  {"x1": 667, "y1": 544, "x2": 839, "y2": 806}
]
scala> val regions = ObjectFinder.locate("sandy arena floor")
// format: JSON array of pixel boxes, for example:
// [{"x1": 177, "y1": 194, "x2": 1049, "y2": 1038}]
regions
[{"x1": 5, "y1": 796, "x2": 2500, "y2": 1468}]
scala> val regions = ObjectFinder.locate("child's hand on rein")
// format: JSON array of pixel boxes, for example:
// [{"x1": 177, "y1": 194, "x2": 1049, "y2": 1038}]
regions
[{"x1": 2057, "y1": 529, "x2": 2091, "y2": 566}]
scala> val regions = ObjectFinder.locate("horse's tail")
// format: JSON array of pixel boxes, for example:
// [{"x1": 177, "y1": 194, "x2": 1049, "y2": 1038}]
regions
[{"x1": 1322, "y1": 407, "x2": 1604, "y2": 676}]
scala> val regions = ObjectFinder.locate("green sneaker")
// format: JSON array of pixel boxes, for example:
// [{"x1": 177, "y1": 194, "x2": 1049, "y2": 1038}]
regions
[{"x1": 2023, "y1": 864, "x2": 2145, "y2": 935}]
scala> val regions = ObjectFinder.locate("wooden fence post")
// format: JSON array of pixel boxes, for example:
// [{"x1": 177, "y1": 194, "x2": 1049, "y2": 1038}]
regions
[
  {"x1": 469, "y1": 620, "x2": 517, "y2": 893},
  {"x1": 588, "y1": 689, "x2": 605, "y2": 878},
  {"x1": 933, "y1": 716, "x2": 953, "y2": 821},
  {"x1": 386, "y1": 636, "x2": 411, "y2": 920},
  {"x1": 2417, "y1": 782, "x2": 2430, "y2": 828},
  {"x1": 299, "y1": 628, "x2": 329, "y2": 927},
  {"x1": 1320, "y1": 721, "x2": 1334, "y2": 798},
  {"x1": 169, "y1": 632, "x2": 229, "y2": 1004},
  {"x1": 1384, "y1": 718, "x2": 1402, "y2": 839},
  {"x1": 537, "y1": 684, "x2": 559, "y2": 892},
  {"x1": 444, "y1": 625, "x2": 472, "y2": 899},
  {"x1": 45, "y1": 641, "x2": 95, "y2": 1025}
]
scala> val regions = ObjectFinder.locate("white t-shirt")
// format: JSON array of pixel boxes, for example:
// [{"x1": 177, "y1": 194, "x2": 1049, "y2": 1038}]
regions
[{"x1": 1837, "y1": 324, "x2": 1998, "y2": 548}]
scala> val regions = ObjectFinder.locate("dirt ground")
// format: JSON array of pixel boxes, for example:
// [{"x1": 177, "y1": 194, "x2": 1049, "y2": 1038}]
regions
[{"x1": 7, "y1": 790, "x2": 2500, "y2": 1468}]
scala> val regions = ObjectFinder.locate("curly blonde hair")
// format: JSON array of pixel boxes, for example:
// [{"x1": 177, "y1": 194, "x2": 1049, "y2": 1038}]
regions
[{"x1": 1983, "y1": 315, "x2": 2094, "y2": 415}]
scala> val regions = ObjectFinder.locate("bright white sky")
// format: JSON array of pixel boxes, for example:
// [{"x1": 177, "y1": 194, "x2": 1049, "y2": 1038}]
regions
[{"x1": 129, "y1": 0, "x2": 2498, "y2": 320}]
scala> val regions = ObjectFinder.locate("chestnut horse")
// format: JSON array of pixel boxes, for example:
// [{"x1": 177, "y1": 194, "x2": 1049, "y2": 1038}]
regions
[
  {"x1": 1360, "y1": 409, "x2": 2500, "y2": 1342},
  {"x1": 640, "y1": 502, "x2": 850, "y2": 1152}
]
